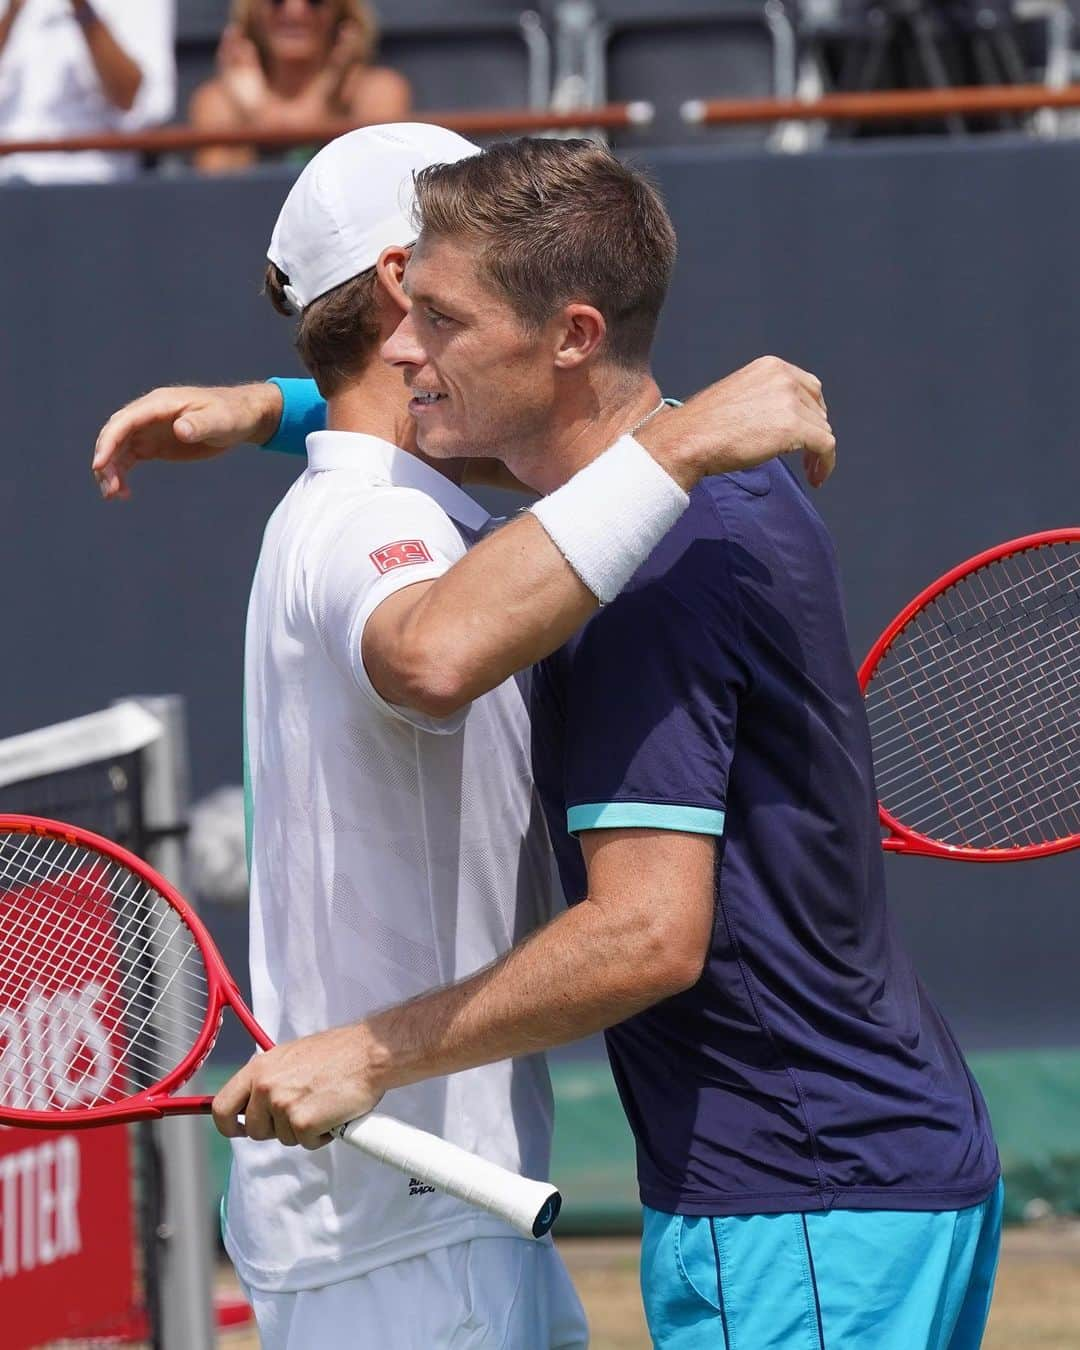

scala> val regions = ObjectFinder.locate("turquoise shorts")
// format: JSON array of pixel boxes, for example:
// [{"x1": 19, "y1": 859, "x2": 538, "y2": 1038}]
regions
[{"x1": 641, "y1": 1180, "x2": 1003, "y2": 1349}]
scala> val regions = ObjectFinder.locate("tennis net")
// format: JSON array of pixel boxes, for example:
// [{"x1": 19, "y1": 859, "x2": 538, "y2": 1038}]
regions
[{"x1": 0, "y1": 701, "x2": 213, "y2": 1349}]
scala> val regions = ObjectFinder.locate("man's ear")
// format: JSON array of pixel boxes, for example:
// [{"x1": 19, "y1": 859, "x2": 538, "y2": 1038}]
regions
[
  {"x1": 376, "y1": 245, "x2": 412, "y2": 315},
  {"x1": 553, "y1": 303, "x2": 607, "y2": 371}
]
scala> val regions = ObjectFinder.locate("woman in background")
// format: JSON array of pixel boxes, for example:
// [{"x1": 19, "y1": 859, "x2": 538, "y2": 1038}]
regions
[{"x1": 190, "y1": 0, "x2": 410, "y2": 174}]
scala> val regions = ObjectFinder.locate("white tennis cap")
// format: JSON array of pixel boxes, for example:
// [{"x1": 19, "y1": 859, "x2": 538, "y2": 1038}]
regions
[{"x1": 267, "y1": 122, "x2": 480, "y2": 312}]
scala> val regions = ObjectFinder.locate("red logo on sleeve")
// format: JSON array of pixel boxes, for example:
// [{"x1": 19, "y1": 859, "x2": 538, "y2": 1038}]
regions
[{"x1": 369, "y1": 539, "x2": 435, "y2": 575}]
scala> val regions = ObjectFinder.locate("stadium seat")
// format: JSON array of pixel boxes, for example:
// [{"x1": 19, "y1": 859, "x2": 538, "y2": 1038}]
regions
[
  {"x1": 551, "y1": 0, "x2": 798, "y2": 145},
  {"x1": 1009, "y1": 0, "x2": 1074, "y2": 97},
  {"x1": 797, "y1": 0, "x2": 1074, "y2": 137},
  {"x1": 373, "y1": 4, "x2": 553, "y2": 114}
]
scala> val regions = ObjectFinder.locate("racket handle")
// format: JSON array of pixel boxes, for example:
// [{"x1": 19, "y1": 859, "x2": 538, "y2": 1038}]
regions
[{"x1": 335, "y1": 1112, "x2": 561, "y2": 1239}]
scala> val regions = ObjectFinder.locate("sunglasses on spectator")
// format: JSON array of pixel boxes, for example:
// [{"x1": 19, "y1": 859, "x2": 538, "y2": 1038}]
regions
[{"x1": 267, "y1": 0, "x2": 328, "y2": 9}]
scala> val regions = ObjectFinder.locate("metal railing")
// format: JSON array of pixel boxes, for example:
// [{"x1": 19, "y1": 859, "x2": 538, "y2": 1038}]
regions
[
  {"x1": 3, "y1": 84, "x2": 1078, "y2": 163},
  {"x1": 0, "y1": 104, "x2": 655, "y2": 160},
  {"x1": 682, "y1": 81, "x2": 1080, "y2": 126}
]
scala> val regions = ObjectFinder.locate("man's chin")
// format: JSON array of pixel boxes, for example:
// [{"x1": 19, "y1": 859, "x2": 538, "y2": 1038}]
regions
[{"x1": 416, "y1": 428, "x2": 468, "y2": 460}]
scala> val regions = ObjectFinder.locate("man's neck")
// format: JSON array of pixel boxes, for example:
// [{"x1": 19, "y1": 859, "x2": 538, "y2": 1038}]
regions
[
  {"x1": 509, "y1": 370, "x2": 667, "y2": 495},
  {"x1": 325, "y1": 366, "x2": 466, "y2": 485}
]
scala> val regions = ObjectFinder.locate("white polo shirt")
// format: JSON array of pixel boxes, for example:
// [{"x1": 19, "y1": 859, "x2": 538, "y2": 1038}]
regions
[
  {"x1": 225, "y1": 431, "x2": 560, "y2": 1293},
  {"x1": 0, "y1": 0, "x2": 175, "y2": 184}
]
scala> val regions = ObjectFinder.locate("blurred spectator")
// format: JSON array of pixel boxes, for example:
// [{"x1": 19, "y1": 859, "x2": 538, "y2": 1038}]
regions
[
  {"x1": 189, "y1": 0, "x2": 411, "y2": 175},
  {"x1": 0, "y1": 0, "x2": 175, "y2": 184}
]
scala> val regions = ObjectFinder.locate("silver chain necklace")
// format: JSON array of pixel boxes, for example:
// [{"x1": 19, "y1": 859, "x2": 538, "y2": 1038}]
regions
[{"x1": 627, "y1": 398, "x2": 666, "y2": 438}]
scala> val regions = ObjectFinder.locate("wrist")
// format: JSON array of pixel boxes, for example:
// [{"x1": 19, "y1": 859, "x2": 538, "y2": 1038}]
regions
[
  {"x1": 250, "y1": 382, "x2": 284, "y2": 446},
  {"x1": 634, "y1": 409, "x2": 709, "y2": 493},
  {"x1": 529, "y1": 434, "x2": 690, "y2": 605},
  {"x1": 72, "y1": 0, "x2": 96, "y2": 26},
  {"x1": 357, "y1": 1017, "x2": 405, "y2": 1096},
  {"x1": 262, "y1": 377, "x2": 326, "y2": 453}
]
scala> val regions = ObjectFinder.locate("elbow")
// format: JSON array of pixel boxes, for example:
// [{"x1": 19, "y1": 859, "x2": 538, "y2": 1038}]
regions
[
  {"x1": 403, "y1": 675, "x2": 470, "y2": 721},
  {"x1": 388, "y1": 638, "x2": 472, "y2": 719},
  {"x1": 635, "y1": 921, "x2": 708, "y2": 1002},
  {"x1": 656, "y1": 949, "x2": 708, "y2": 999}
]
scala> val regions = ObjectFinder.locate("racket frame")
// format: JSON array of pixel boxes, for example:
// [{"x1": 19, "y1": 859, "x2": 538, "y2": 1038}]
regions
[
  {"x1": 857, "y1": 527, "x2": 1080, "y2": 862},
  {"x1": 0, "y1": 813, "x2": 269, "y2": 1128}
]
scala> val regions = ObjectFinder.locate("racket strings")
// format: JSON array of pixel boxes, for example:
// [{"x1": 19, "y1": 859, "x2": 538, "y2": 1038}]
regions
[
  {"x1": 875, "y1": 553, "x2": 1080, "y2": 659},
  {"x1": 0, "y1": 842, "x2": 209, "y2": 1034},
  {"x1": 0, "y1": 829, "x2": 210, "y2": 1113},
  {"x1": 0, "y1": 837, "x2": 186, "y2": 1104},
  {"x1": 922, "y1": 551, "x2": 1080, "y2": 839},
  {"x1": 6, "y1": 848, "x2": 212, "y2": 1099},
  {"x1": 873, "y1": 608, "x2": 1080, "y2": 833},
  {"x1": 872, "y1": 663, "x2": 1080, "y2": 836},
  {"x1": 869, "y1": 556, "x2": 1079, "y2": 845},
  {"x1": 868, "y1": 550, "x2": 1080, "y2": 845},
  {"x1": 871, "y1": 560, "x2": 1080, "y2": 758},
  {"x1": 865, "y1": 543, "x2": 1080, "y2": 849},
  {"x1": 0, "y1": 837, "x2": 207, "y2": 1106}
]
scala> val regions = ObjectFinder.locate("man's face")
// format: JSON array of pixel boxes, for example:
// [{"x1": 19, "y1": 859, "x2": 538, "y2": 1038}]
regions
[{"x1": 382, "y1": 233, "x2": 559, "y2": 463}]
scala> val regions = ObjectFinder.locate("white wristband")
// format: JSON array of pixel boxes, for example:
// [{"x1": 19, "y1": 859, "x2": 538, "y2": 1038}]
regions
[{"x1": 528, "y1": 435, "x2": 690, "y2": 604}]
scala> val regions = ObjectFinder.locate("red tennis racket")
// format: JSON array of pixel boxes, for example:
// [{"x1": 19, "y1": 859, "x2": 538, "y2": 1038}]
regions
[
  {"x1": 859, "y1": 527, "x2": 1080, "y2": 861},
  {"x1": 0, "y1": 815, "x2": 560, "y2": 1238}
]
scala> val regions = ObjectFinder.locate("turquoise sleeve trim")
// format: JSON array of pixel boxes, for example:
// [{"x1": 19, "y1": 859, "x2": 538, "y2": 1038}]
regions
[
  {"x1": 261, "y1": 377, "x2": 327, "y2": 455},
  {"x1": 567, "y1": 802, "x2": 726, "y2": 836}
]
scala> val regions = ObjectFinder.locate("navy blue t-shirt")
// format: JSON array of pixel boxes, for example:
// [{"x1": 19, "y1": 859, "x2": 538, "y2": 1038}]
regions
[{"x1": 530, "y1": 460, "x2": 999, "y2": 1216}]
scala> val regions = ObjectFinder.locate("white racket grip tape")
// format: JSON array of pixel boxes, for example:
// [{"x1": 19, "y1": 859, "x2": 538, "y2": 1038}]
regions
[{"x1": 335, "y1": 1112, "x2": 562, "y2": 1239}]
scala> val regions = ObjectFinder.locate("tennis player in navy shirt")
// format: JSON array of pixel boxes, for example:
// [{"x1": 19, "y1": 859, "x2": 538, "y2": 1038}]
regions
[
  {"x1": 529, "y1": 452, "x2": 1002, "y2": 1344},
  {"x1": 531, "y1": 456, "x2": 999, "y2": 1222}
]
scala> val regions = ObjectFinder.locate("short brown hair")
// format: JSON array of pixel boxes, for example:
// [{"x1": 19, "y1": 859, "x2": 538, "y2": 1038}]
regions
[
  {"x1": 264, "y1": 262, "x2": 381, "y2": 398},
  {"x1": 413, "y1": 138, "x2": 676, "y2": 368}
]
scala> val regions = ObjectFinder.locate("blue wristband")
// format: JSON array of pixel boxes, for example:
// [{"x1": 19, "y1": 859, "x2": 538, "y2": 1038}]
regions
[{"x1": 261, "y1": 378, "x2": 327, "y2": 456}]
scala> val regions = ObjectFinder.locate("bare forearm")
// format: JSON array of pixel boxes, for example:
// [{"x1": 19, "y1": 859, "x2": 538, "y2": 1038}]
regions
[
  {"x1": 73, "y1": 2, "x2": 143, "y2": 111},
  {"x1": 379, "y1": 514, "x2": 597, "y2": 713},
  {"x1": 372, "y1": 423, "x2": 705, "y2": 713},
  {"x1": 362, "y1": 896, "x2": 682, "y2": 1097},
  {"x1": 210, "y1": 832, "x2": 714, "y2": 1147}
]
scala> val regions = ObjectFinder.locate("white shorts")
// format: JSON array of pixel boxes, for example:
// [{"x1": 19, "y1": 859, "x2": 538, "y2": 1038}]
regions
[{"x1": 240, "y1": 1236, "x2": 589, "y2": 1349}]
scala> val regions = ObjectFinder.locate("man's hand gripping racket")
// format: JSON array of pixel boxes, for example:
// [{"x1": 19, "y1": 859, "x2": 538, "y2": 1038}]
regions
[
  {"x1": 0, "y1": 816, "x2": 560, "y2": 1238},
  {"x1": 860, "y1": 528, "x2": 1080, "y2": 861}
]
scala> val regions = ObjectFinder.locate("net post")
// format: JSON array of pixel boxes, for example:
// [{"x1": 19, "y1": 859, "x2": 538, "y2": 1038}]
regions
[{"x1": 126, "y1": 695, "x2": 216, "y2": 1350}]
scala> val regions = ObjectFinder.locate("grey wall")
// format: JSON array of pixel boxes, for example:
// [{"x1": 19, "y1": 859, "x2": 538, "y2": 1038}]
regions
[{"x1": 2, "y1": 137, "x2": 1078, "y2": 1053}]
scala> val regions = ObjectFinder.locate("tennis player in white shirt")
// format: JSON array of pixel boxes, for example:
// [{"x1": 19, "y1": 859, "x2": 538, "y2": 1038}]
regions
[
  {"x1": 223, "y1": 123, "x2": 588, "y2": 1349},
  {"x1": 93, "y1": 123, "x2": 834, "y2": 1347}
]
